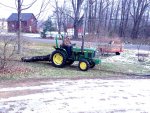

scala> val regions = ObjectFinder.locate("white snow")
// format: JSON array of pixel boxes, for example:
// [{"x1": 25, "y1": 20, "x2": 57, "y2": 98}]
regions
[
  {"x1": 0, "y1": 32, "x2": 40, "y2": 38},
  {"x1": 0, "y1": 79, "x2": 150, "y2": 113},
  {"x1": 102, "y1": 49, "x2": 150, "y2": 70},
  {"x1": 22, "y1": 33, "x2": 40, "y2": 38},
  {"x1": 0, "y1": 84, "x2": 52, "y2": 92}
]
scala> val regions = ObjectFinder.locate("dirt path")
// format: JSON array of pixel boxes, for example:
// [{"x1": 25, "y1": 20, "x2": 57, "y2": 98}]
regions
[{"x1": 0, "y1": 79, "x2": 150, "y2": 113}]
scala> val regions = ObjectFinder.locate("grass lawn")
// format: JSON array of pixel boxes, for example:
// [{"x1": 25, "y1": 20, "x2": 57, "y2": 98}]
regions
[{"x1": 0, "y1": 42, "x2": 150, "y2": 81}]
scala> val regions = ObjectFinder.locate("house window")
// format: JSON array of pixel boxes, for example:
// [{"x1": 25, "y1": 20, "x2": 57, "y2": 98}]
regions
[{"x1": 11, "y1": 24, "x2": 15, "y2": 28}]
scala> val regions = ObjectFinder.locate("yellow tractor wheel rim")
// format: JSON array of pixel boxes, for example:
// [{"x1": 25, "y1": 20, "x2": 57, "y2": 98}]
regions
[
  {"x1": 53, "y1": 53, "x2": 63, "y2": 65},
  {"x1": 80, "y1": 62, "x2": 87, "y2": 70}
]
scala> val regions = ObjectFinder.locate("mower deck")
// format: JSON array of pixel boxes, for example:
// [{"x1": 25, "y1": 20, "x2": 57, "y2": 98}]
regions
[{"x1": 21, "y1": 54, "x2": 51, "y2": 62}]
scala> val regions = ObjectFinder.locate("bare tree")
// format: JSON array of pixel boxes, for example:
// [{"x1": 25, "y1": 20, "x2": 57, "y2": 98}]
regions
[
  {"x1": 104, "y1": 0, "x2": 110, "y2": 30},
  {"x1": 97, "y1": 0, "x2": 104, "y2": 33},
  {"x1": 114, "y1": 0, "x2": 120, "y2": 33},
  {"x1": 16, "y1": 0, "x2": 38, "y2": 54},
  {"x1": 118, "y1": 0, "x2": 132, "y2": 38},
  {"x1": 96, "y1": 0, "x2": 110, "y2": 34},
  {"x1": 108, "y1": 0, "x2": 114, "y2": 32},
  {"x1": 17, "y1": 0, "x2": 21, "y2": 54},
  {"x1": 53, "y1": 0, "x2": 63, "y2": 34},
  {"x1": 52, "y1": 0, "x2": 72, "y2": 36},
  {"x1": 15, "y1": 0, "x2": 51, "y2": 54},
  {"x1": 35, "y1": 0, "x2": 51, "y2": 19},
  {"x1": 93, "y1": 0, "x2": 98, "y2": 33},
  {"x1": 130, "y1": 0, "x2": 150, "y2": 39},
  {"x1": 61, "y1": 0, "x2": 68, "y2": 33},
  {"x1": 88, "y1": 0, "x2": 96, "y2": 33},
  {"x1": 142, "y1": 11, "x2": 150, "y2": 38},
  {"x1": 0, "y1": 35, "x2": 17, "y2": 69},
  {"x1": 71, "y1": 0, "x2": 84, "y2": 39}
]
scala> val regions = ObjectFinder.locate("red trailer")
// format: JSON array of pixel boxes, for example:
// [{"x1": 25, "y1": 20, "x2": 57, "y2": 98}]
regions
[{"x1": 97, "y1": 38, "x2": 123, "y2": 55}]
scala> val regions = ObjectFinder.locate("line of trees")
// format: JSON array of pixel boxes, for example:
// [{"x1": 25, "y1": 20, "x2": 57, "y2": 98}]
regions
[
  {"x1": 51, "y1": 0, "x2": 150, "y2": 39},
  {"x1": 3, "y1": 0, "x2": 149, "y2": 40},
  {"x1": 1, "y1": 0, "x2": 150, "y2": 41}
]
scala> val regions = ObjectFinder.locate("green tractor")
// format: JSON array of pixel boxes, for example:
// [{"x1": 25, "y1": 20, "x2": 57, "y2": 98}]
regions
[
  {"x1": 51, "y1": 36, "x2": 101, "y2": 71},
  {"x1": 22, "y1": 35, "x2": 101, "y2": 71}
]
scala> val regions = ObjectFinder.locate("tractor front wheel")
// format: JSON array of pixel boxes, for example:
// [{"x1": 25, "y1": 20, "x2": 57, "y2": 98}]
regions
[
  {"x1": 78, "y1": 59, "x2": 89, "y2": 71},
  {"x1": 51, "y1": 50, "x2": 67, "y2": 68}
]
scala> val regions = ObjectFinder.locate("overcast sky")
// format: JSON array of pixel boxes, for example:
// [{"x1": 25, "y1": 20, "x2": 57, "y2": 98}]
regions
[{"x1": 0, "y1": 0, "x2": 64, "y2": 20}]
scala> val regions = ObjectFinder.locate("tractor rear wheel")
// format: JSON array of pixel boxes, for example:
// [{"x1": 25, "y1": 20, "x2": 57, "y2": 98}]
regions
[
  {"x1": 51, "y1": 50, "x2": 67, "y2": 68},
  {"x1": 78, "y1": 59, "x2": 89, "y2": 71}
]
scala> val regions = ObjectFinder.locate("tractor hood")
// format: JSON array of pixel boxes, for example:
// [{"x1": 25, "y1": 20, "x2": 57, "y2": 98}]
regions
[{"x1": 72, "y1": 47, "x2": 96, "y2": 52}]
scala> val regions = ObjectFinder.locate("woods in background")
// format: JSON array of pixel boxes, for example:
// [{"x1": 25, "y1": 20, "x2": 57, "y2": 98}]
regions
[{"x1": 52, "y1": 0, "x2": 150, "y2": 40}]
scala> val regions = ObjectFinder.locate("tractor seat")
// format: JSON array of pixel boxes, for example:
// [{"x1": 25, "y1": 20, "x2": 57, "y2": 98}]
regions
[{"x1": 60, "y1": 45, "x2": 72, "y2": 57}]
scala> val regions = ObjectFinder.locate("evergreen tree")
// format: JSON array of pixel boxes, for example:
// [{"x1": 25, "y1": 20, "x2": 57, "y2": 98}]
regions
[
  {"x1": 41, "y1": 17, "x2": 55, "y2": 38},
  {"x1": 44, "y1": 17, "x2": 55, "y2": 32}
]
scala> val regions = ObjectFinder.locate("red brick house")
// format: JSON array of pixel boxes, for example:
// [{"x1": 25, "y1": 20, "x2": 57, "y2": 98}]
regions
[
  {"x1": 7, "y1": 13, "x2": 37, "y2": 33},
  {"x1": 67, "y1": 24, "x2": 83, "y2": 36}
]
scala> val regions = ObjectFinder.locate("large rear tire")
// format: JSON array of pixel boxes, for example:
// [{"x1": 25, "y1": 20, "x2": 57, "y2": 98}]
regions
[
  {"x1": 78, "y1": 59, "x2": 89, "y2": 71},
  {"x1": 51, "y1": 50, "x2": 67, "y2": 68}
]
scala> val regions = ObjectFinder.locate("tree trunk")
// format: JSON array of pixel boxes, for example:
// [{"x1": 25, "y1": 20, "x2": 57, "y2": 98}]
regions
[
  {"x1": 73, "y1": 21, "x2": 79, "y2": 39},
  {"x1": 88, "y1": 1, "x2": 92, "y2": 33},
  {"x1": 119, "y1": 0, "x2": 126, "y2": 37},
  {"x1": 114, "y1": 1, "x2": 120, "y2": 33},
  {"x1": 108, "y1": 0, "x2": 114, "y2": 32},
  {"x1": 97, "y1": 0, "x2": 103, "y2": 34},
  {"x1": 104, "y1": 2, "x2": 109, "y2": 30},
  {"x1": 71, "y1": 0, "x2": 84, "y2": 39},
  {"x1": 93, "y1": 0, "x2": 97, "y2": 33},
  {"x1": 17, "y1": 0, "x2": 21, "y2": 54},
  {"x1": 130, "y1": 0, "x2": 150, "y2": 39},
  {"x1": 131, "y1": 20, "x2": 140, "y2": 38}
]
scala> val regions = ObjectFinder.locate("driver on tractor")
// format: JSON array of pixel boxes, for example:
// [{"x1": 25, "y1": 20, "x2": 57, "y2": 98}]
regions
[
  {"x1": 62, "y1": 36, "x2": 72, "y2": 57},
  {"x1": 63, "y1": 36, "x2": 72, "y2": 46}
]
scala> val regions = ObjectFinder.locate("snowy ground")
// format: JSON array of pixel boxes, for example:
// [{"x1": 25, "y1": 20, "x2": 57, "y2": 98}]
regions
[
  {"x1": 102, "y1": 49, "x2": 150, "y2": 74},
  {"x1": 0, "y1": 32, "x2": 40, "y2": 37},
  {"x1": 0, "y1": 33, "x2": 150, "y2": 113},
  {"x1": 0, "y1": 79, "x2": 150, "y2": 113},
  {"x1": 103, "y1": 49, "x2": 150, "y2": 64}
]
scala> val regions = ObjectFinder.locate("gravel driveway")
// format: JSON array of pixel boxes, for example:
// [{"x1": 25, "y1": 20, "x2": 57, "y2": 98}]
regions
[{"x1": 0, "y1": 79, "x2": 150, "y2": 113}]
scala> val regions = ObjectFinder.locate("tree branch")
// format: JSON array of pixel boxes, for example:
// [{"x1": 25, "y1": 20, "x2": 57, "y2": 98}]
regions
[
  {"x1": 35, "y1": 0, "x2": 51, "y2": 19},
  {"x1": 21, "y1": 0, "x2": 37, "y2": 11},
  {"x1": 0, "y1": 2, "x2": 16, "y2": 9}
]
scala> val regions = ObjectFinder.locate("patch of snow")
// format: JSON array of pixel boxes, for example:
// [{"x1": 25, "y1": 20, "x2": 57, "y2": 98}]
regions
[
  {"x1": 0, "y1": 84, "x2": 53, "y2": 92},
  {"x1": 22, "y1": 33, "x2": 40, "y2": 38},
  {"x1": 103, "y1": 49, "x2": 150, "y2": 66},
  {"x1": 0, "y1": 32, "x2": 41, "y2": 38},
  {"x1": 0, "y1": 79, "x2": 150, "y2": 113}
]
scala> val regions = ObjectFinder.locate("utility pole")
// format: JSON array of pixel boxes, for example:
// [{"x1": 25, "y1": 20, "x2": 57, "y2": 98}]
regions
[{"x1": 17, "y1": 0, "x2": 21, "y2": 54}]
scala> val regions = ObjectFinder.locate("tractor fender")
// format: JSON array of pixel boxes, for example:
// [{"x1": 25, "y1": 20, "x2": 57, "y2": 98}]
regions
[{"x1": 55, "y1": 48, "x2": 68, "y2": 57}]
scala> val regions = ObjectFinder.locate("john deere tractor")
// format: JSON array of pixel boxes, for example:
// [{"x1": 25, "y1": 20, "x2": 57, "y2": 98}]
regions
[
  {"x1": 51, "y1": 36, "x2": 101, "y2": 71},
  {"x1": 22, "y1": 35, "x2": 101, "y2": 71}
]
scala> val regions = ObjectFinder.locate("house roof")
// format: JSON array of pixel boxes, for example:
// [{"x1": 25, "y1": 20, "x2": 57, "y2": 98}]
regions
[{"x1": 7, "y1": 13, "x2": 36, "y2": 21}]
